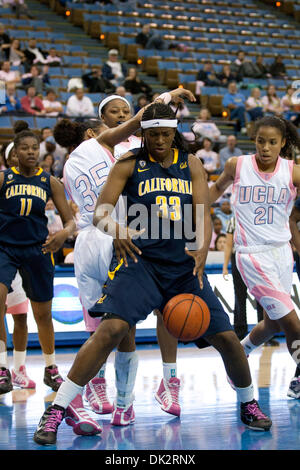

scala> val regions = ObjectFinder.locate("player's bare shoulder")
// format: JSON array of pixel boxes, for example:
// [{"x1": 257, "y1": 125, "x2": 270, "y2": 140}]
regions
[
  {"x1": 224, "y1": 156, "x2": 239, "y2": 179},
  {"x1": 188, "y1": 153, "x2": 207, "y2": 179},
  {"x1": 113, "y1": 151, "x2": 136, "y2": 178}
]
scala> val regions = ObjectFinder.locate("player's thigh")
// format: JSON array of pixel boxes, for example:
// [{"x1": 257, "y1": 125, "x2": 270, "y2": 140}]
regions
[{"x1": 19, "y1": 246, "x2": 54, "y2": 302}]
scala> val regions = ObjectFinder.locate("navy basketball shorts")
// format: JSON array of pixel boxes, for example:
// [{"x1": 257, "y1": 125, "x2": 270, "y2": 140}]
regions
[
  {"x1": 88, "y1": 253, "x2": 233, "y2": 340},
  {"x1": 0, "y1": 243, "x2": 55, "y2": 302}
]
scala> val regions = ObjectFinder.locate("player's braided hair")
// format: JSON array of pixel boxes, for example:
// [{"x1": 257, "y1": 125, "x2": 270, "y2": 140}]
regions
[
  {"x1": 13, "y1": 130, "x2": 40, "y2": 148},
  {"x1": 254, "y1": 115, "x2": 300, "y2": 160},
  {"x1": 53, "y1": 118, "x2": 102, "y2": 152}
]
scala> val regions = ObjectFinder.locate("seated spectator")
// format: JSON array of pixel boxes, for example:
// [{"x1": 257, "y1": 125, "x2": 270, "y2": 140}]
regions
[
  {"x1": 45, "y1": 48, "x2": 62, "y2": 67},
  {"x1": 66, "y1": 87, "x2": 95, "y2": 118},
  {"x1": 222, "y1": 81, "x2": 247, "y2": 134},
  {"x1": 23, "y1": 38, "x2": 47, "y2": 70},
  {"x1": 215, "y1": 233, "x2": 226, "y2": 252},
  {"x1": 123, "y1": 67, "x2": 152, "y2": 99},
  {"x1": 230, "y1": 50, "x2": 246, "y2": 82},
  {"x1": 261, "y1": 84, "x2": 284, "y2": 117},
  {"x1": 102, "y1": 49, "x2": 127, "y2": 87},
  {"x1": 197, "y1": 62, "x2": 220, "y2": 86},
  {"x1": 0, "y1": 60, "x2": 20, "y2": 84},
  {"x1": 170, "y1": 100, "x2": 190, "y2": 119},
  {"x1": 41, "y1": 153, "x2": 55, "y2": 175},
  {"x1": 192, "y1": 107, "x2": 227, "y2": 145},
  {"x1": 214, "y1": 199, "x2": 233, "y2": 233},
  {"x1": 43, "y1": 135, "x2": 67, "y2": 178},
  {"x1": 209, "y1": 216, "x2": 224, "y2": 250},
  {"x1": 45, "y1": 198, "x2": 63, "y2": 234},
  {"x1": 219, "y1": 135, "x2": 243, "y2": 172},
  {"x1": 2, "y1": 38, "x2": 26, "y2": 67},
  {"x1": 281, "y1": 84, "x2": 300, "y2": 126},
  {"x1": 217, "y1": 64, "x2": 236, "y2": 88},
  {"x1": 134, "y1": 94, "x2": 149, "y2": 114},
  {"x1": 251, "y1": 54, "x2": 270, "y2": 79},
  {"x1": 20, "y1": 85, "x2": 46, "y2": 115},
  {"x1": 39, "y1": 126, "x2": 53, "y2": 160},
  {"x1": 21, "y1": 64, "x2": 50, "y2": 95},
  {"x1": 42, "y1": 88, "x2": 63, "y2": 117},
  {"x1": 82, "y1": 66, "x2": 115, "y2": 93},
  {"x1": 195, "y1": 137, "x2": 220, "y2": 174},
  {"x1": 0, "y1": 23, "x2": 10, "y2": 61},
  {"x1": 135, "y1": 24, "x2": 165, "y2": 50},
  {"x1": 3, "y1": 0, "x2": 34, "y2": 19},
  {"x1": 245, "y1": 87, "x2": 264, "y2": 121},
  {"x1": 269, "y1": 55, "x2": 287, "y2": 79},
  {"x1": 0, "y1": 82, "x2": 21, "y2": 114}
]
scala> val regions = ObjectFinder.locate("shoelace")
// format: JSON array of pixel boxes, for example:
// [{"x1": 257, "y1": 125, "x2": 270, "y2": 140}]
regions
[
  {"x1": 90, "y1": 383, "x2": 109, "y2": 405},
  {"x1": 245, "y1": 403, "x2": 267, "y2": 421},
  {"x1": 0, "y1": 370, "x2": 8, "y2": 383},
  {"x1": 161, "y1": 382, "x2": 179, "y2": 405},
  {"x1": 44, "y1": 409, "x2": 64, "y2": 432}
]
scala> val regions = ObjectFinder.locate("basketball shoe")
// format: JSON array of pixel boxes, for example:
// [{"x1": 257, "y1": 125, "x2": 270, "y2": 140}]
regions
[
  {"x1": 110, "y1": 403, "x2": 135, "y2": 426},
  {"x1": 0, "y1": 368, "x2": 13, "y2": 395},
  {"x1": 287, "y1": 376, "x2": 300, "y2": 399},
  {"x1": 240, "y1": 399, "x2": 272, "y2": 431},
  {"x1": 43, "y1": 365, "x2": 64, "y2": 391},
  {"x1": 65, "y1": 394, "x2": 102, "y2": 436},
  {"x1": 155, "y1": 378, "x2": 181, "y2": 417},
  {"x1": 84, "y1": 377, "x2": 113, "y2": 414},
  {"x1": 12, "y1": 366, "x2": 36, "y2": 389},
  {"x1": 33, "y1": 404, "x2": 65, "y2": 445}
]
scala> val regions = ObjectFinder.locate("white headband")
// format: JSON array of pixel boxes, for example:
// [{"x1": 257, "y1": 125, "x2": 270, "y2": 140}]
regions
[
  {"x1": 98, "y1": 95, "x2": 131, "y2": 117},
  {"x1": 5, "y1": 142, "x2": 14, "y2": 161},
  {"x1": 140, "y1": 119, "x2": 178, "y2": 129}
]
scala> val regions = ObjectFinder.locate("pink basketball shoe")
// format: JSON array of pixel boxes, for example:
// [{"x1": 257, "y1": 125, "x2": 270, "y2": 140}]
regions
[
  {"x1": 84, "y1": 377, "x2": 114, "y2": 414},
  {"x1": 110, "y1": 403, "x2": 135, "y2": 426},
  {"x1": 65, "y1": 394, "x2": 102, "y2": 436},
  {"x1": 155, "y1": 378, "x2": 181, "y2": 417},
  {"x1": 11, "y1": 366, "x2": 36, "y2": 389}
]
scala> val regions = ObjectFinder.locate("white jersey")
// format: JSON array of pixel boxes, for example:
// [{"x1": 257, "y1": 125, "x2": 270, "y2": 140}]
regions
[
  {"x1": 63, "y1": 138, "x2": 116, "y2": 230},
  {"x1": 114, "y1": 135, "x2": 141, "y2": 160},
  {"x1": 231, "y1": 154, "x2": 296, "y2": 252}
]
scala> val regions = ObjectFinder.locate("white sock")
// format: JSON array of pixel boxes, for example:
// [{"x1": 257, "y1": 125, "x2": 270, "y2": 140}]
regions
[
  {"x1": 96, "y1": 363, "x2": 106, "y2": 379},
  {"x1": 235, "y1": 383, "x2": 254, "y2": 403},
  {"x1": 241, "y1": 334, "x2": 257, "y2": 356},
  {"x1": 0, "y1": 350, "x2": 8, "y2": 368},
  {"x1": 115, "y1": 351, "x2": 138, "y2": 408},
  {"x1": 43, "y1": 353, "x2": 56, "y2": 367},
  {"x1": 13, "y1": 350, "x2": 26, "y2": 371},
  {"x1": 53, "y1": 376, "x2": 84, "y2": 409},
  {"x1": 163, "y1": 362, "x2": 177, "y2": 380}
]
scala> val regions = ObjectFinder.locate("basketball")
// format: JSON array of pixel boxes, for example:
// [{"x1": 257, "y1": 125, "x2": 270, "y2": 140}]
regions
[{"x1": 163, "y1": 294, "x2": 210, "y2": 341}]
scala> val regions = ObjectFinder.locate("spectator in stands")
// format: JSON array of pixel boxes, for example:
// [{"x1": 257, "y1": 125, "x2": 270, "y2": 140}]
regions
[
  {"x1": 0, "y1": 82, "x2": 21, "y2": 114},
  {"x1": 281, "y1": 84, "x2": 300, "y2": 127},
  {"x1": 123, "y1": 67, "x2": 152, "y2": 99},
  {"x1": 217, "y1": 64, "x2": 236, "y2": 88},
  {"x1": 42, "y1": 88, "x2": 63, "y2": 117},
  {"x1": 3, "y1": 0, "x2": 34, "y2": 19},
  {"x1": 82, "y1": 66, "x2": 115, "y2": 94},
  {"x1": 20, "y1": 85, "x2": 46, "y2": 115},
  {"x1": 21, "y1": 65, "x2": 51, "y2": 95},
  {"x1": 222, "y1": 81, "x2": 247, "y2": 134},
  {"x1": 45, "y1": 198, "x2": 64, "y2": 235},
  {"x1": 261, "y1": 84, "x2": 284, "y2": 117},
  {"x1": 23, "y1": 38, "x2": 47, "y2": 70},
  {"x1": 41, "y1": 153, "x2": 55, "y2": 175},
  {"x1": 209, "y1": 216, "x2": 224, "y2": 250},
  {"x1": 251, "y1": 54, "x2": 270, "y2": 79},
  {"x1": 195, "y1": 137, "x2": 220, "y2": 174},
  {"x1": 0, "y1": 23, "x2": 10, "y2": 61},
  {"x1": 134, "y1": 94, "x2": 149, "y2": 113},
  {"x1": 66, "y1": 87, "x2": 95, "y2": 118},
  {"x1": 197, "y1": 62, "x2": 220, "y2": 87},
  {"x1": 102, "y1": 49, "x2": 127, "y2": 88},
  {"x1": 43, "y1": 135, "x2": 66, "y2": 178},
  {"x1": 192, "y1": 107, "x2": 227, "y2": 146},
  {"x1": 135, "y1": 24, "x2": 165, "y2": 51},
  {"x1": 230, "y1": 50, "x2": 246, "y2": 82},
  {"x1": 45, "y1": 47, "x2": 62, "y2": 67},
  {"x1": 215, "y1": 233, "x2": 226, "y2": 252},
  {"x1": 219, "y1": 135, "x2": 243, "y2": 172},
  {"x1": 39, "y1": 127, "x2": 64, "y2": 161},
  {"x1": 2, "y1": 38, "x2": 25, "y2": 67},
  {"x1": 245, "y1": 87, "x2": 264, "y2": 121},
  {"x1": 214, "y1": 198, "x2": 233, "y2": 233},
  {"x1": 269, "y1": 55, "x2": 287, "y2": 79},
  {"x1": 0, "y1": 60, "x2": 20, "y2": 85}
]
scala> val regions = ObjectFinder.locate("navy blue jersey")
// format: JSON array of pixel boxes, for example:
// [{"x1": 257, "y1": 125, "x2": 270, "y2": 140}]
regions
[
  {"x1": 0, "y1": 167, "x2": 52, "y2": 245},
  {"x1": 122, "y1": 148, "x2": 195, "y2": 265}
]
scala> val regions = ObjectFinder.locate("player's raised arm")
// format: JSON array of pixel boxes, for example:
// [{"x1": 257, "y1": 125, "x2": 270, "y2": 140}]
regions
[{"x1": 209, "y1": 157, "x2": 237, "y2": 205}]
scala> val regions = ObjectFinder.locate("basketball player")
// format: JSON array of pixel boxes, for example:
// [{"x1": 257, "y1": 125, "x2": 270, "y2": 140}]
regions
[
  {"x1": 34, "y1": 102, "x2": 271, "y2": 446},
  {"x1": 0, "y1": 130, "x2": 75, "y2": 396},
  {"x1": 209, "y1": 115, "x2": 300, "y2": 400}
]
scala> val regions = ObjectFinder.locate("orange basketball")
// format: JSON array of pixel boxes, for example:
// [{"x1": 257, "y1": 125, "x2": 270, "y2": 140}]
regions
[{"x1": 163, "y1": 293, "x2": 210, "y2": 341}]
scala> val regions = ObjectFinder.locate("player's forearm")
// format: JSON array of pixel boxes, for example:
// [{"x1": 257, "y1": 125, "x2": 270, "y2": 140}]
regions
[
  {"x1": 93, "y1": 204, "x2": 120, "y2": 238},
  {"x1": 209, "y1": 183, "x2": 224, "y2": 204},
  {"x1": 98, "y1": 115, "x2": 140, "y2": 149},
  {"x1": 290, "y1": 219, "x2": 300, "y2": 254},
  {"x1": 61, "y1": 219, "x2": 76, "y2": 239}
]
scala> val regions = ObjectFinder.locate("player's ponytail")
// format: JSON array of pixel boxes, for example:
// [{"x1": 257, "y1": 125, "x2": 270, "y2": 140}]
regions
[{"x1": 254, "y1": 115, "x2": 300, "y2": 159}]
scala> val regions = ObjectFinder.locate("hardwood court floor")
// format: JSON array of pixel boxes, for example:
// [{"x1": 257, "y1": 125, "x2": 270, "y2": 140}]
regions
[{"x1": 0, "y1": 340, "x2": 299, "y2": 451}]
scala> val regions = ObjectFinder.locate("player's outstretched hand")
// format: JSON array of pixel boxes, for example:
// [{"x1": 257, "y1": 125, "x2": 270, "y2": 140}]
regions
[
  {"x1": 42, "y1": 231, "x2": 68, "y2": 254},
  {"x1": 114, "y1": 226, "x2": 145, "y2": 267},
  {"x1": 185, "y1": 247, "x2": 206, "y2": 289}
]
